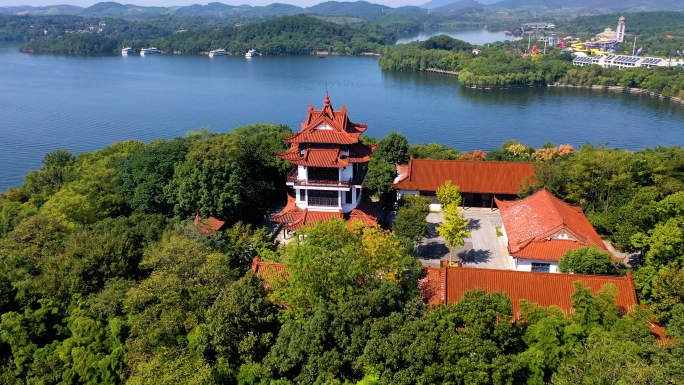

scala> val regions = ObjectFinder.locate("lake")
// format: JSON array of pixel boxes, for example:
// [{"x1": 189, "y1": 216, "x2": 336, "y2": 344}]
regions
[
  {"x1": 1, "y1": 41, "x2": 684, "y2": 189},
  {"x1": 395, "y1": 28, "x2": 510, "y2": 45}
]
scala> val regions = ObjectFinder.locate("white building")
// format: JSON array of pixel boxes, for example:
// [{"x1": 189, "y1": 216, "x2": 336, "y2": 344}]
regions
[
  {"x1": 573, "y1": 54, "x2": 683, "y2": 69},
  {"x1": 616, "y1": 16, "x2": 626, "y2": 43},
  {"x1": 496, "y1": 189, "x2": 610, "y2": 273},
  {"x1": 270, "y1": 94, "x2": 380, "y2": 233}
]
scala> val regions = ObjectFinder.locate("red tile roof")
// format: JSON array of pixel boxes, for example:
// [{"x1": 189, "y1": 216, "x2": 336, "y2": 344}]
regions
[
  {"x1": 347, "y1": 143, "x2": 374, "y2": 163},
  {"x1": 347, "y1": 198, "x2": 381, "y2": 227},
  {"x1": 421, "y1": 265, "x2": 639, "y2": 317},
  {"x1": 269, "y1": 195, "x2": 380, "y2": 230},
  {"x1": 286, "y1": 129, "x2": 359, "y2": 145},
  {"x1": 284, "y1": 93, "x2": 368, "y2": 145},
  {"x1": 193, "y1": 214, "x2": 226, "y2": 234},
  {"x1": 511, "y1": 239, "x2": 586, "y2": 261},
  {"x1": 496, "y1": 189, "x2": 607, "y2": 260},
  {"x1": 279, "y1": 148, "x2": 349, "y2": 168},
  {"x1": 250, "y1": 257, "x2": 288, "y2": 290},
  {"x1": 270, "y1": 197, "x2": 344, "y2": 230},
  {"x1": 392, "y1": 158, "x2": 535, "y2": 194}
]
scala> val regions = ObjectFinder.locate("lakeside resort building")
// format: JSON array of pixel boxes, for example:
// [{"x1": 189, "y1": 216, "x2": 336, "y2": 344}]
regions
[
  {"x1": 391, "y1": 158, "x2": 535, "y2": 210},
  {"x1": 572, "y1": 54, "x2": 684, "y2": 69},
  {"x1": 496, "y1": 189, "x2": 610, "y2": 273},
  {"x1": 269, "y1": 94, "x2": 380, "y2": 234}
]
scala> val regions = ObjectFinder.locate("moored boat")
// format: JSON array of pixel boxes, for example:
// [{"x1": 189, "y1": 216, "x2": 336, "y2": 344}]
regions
[
  {"x1": 121, "y1": 47, "x2": 133, "y2": 55},
  {"x1": 140, "y1": 47, "x2": 160, "y2": 55},
  {"x1": 245, "y1": 49, "x2": 259, "y2": 58},
  {"x1": 209, "y1": 48, "x2": 228, "y2": 57}
]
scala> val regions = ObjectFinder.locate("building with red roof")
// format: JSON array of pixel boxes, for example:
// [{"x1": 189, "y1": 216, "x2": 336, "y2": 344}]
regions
[
  {"x1": 392, "y1": 158, "x2": 535, "y2": 209},
  {"x1": 420, "y1": 265, "x2": 638, "y2": 315},
  {"x1": 251, "y1": 257, "x2": 288, "y2": 290},
  {"x1": 495, "y1": 189, "x2": 609, "y2": 273},
  {"x1": 270, "y1": 94, "x2": 378, "y2": 233}
]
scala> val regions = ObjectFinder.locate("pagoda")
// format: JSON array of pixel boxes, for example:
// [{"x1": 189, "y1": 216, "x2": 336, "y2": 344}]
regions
[{"x1": 270, "y1": 94, "x2": 379, "y2": 232}]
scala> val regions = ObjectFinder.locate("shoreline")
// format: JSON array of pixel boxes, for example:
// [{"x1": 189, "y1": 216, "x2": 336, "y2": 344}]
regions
[{"x1": 460, "y1": 81, "x2": 684, "y2": 105}]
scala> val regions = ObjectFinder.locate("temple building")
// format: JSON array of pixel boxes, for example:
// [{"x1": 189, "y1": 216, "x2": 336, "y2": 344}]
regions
[
  {"x1": 496, "y1": 189, "x2": 610, "y2": 273},
  {"x1": 270, "y1": 94, "x2": 380, "y2": 233},
  {"x1": 392, "y1": 158, "x2": 535, "y2": 210}
]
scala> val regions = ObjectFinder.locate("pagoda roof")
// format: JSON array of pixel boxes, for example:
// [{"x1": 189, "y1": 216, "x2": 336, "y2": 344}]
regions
[
  {"x1": 284, "y1": 93, "x2": 368, "y2": 145},
  {"x1": 276, "y1": 142, "x2": 374, "y2": 168},
  {"x1": 496, "y1": 189, "x2": 608, "y2": 257},
  {"x1": 269, "y1": 195, "x2": 379, "y2": 230},
  {"x1": 277, "y1": 147, "x2": 349, "y2": 168},
  {"x1": 348, "y1": 142, "x2": 375, "y2": 163}
]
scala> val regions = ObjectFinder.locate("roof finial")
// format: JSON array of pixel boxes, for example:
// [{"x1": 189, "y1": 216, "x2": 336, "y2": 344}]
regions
[{"x1": 324, "y1": 92, "x2": 330, "y2": 107}]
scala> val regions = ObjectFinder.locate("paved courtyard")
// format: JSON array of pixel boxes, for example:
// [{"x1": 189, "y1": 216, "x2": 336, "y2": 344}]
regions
[{"x1": 416, "y1": 208, "x2": 513, "y2": 270}]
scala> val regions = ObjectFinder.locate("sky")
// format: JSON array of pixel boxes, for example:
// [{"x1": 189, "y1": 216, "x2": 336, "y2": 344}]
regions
[{"x1": 1, "y1": 0, "x2": 424, "y2": 8}]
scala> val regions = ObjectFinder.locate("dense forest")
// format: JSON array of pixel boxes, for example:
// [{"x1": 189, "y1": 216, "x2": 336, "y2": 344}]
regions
[
  {"x1": 0, "y1": 14, "x2": 247, "y2": 42},
  {"x1": 1, "y1": 124, "x2": 684, "y2": 383},
  {"x1": 379, "y1": 35, "x2": 684, "y2": 98},
  {"x1": 20, "y1": 15, "x2": 397, "y2": 55}
]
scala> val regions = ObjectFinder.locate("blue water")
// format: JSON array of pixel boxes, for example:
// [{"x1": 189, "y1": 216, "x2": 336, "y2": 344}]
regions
[{"x1": 1, "y1": 41, "x2": 684, "y2": 189}]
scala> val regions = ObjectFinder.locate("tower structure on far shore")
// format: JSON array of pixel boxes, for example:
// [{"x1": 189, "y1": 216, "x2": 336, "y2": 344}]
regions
[{"x1": 616, "y1": 16, "x2": 626, "y2": 42}]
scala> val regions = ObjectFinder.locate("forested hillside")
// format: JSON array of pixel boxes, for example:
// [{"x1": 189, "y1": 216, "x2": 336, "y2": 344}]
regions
[
  {"x1": 21, "y1": 15, "x2": 398, "y2": 55},
  {"x1": 2, "y1": 126, "x2": 684, "y2": 383}
]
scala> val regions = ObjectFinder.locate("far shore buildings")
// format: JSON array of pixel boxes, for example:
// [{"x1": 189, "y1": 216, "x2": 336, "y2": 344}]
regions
[
  {"x1": 269, "y1": 94, "x2": 380, "y2": 234},
  {"x1": 392, "y1": 158, "x2": 535, "y2": 211},
  {"x1": 496, "y1": 189, "x2": 609, "y2": 273},
  {"x1": 616, "y1": 16, "x2": 626, "y2": 42}
]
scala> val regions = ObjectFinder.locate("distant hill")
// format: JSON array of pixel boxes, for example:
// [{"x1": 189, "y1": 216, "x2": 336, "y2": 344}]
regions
[
  {"x1": 307, "y1": 1, "x2": 390, "y2": 18},
  {"x1": 0, "y1": 4, "x2": 83, "y2": 16},
  {"x1": 2, "y1": 0, "x2": 683, "y2": 20},
  {"x1": 240, "y1": 3, "x2": 305, "y2": 17},
  {"x1": 78, "y1": 2, "x2": 177, "y2": 18},
  {"x1": 421, "y1": 0, "x2": 500, "y2": 8},
  {"x1": 432, "y1": 0, "x2": 486, "y2": 13},
  {"x1": 173, "y1": 3, "x2": 248, "y2": 18},
  {"x1": 488, "y1": 0, "x2": 684, "y2": 13}
]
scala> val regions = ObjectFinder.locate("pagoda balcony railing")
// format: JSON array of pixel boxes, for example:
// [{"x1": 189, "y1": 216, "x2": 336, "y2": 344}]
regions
[
  {"x1": 286, "y1": 169, "x2": 366, "y2": 187},
  {"x1": 307, "y1": 196, "x2": 338, "y2": 207}
]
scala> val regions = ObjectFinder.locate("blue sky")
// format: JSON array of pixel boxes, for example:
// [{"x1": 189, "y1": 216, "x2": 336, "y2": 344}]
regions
[{"x1": 3, "y1": 0, "x2": 424, "y2": 7}]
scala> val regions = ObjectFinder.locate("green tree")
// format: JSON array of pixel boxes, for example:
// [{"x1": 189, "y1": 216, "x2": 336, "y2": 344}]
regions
[
  {"x1": 169, "y1": 141, "x2": 279, "y2": 224},
  {"x1": 649, "y1": 262, "x2": 684, "y2": 322},
  {"x1": 199, "y1": 273, "x2": 279, "y2": 383},
  {"x1": 437, "y1": 204, "x2": 471, "y2": 264},
  {"x1": 393, "y1": 195, "x2": 429, "y2": 247},
  {"x1": 373, "y1": 131, "x2": 409, "y2": 165},
  {"x1": 557, "y1": 246, "x2": 625, "y2": 276},
  {"x1": 436, "y1": 180, "x2": 462, "y2": 209},
  {"x1": 271, "y1": 218, "x2": 417, "y2": 312},
  {"x1": 364, "y1": 158, "x2": 397, "y2": 199},
  {"x1": 115, "y1": 138, "x2": 189, "y2": 216}
]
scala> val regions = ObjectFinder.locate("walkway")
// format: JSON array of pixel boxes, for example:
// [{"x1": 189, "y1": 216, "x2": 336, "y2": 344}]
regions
[{"x1": 416, "y1": 208, "x2": 512, "y2": 270}]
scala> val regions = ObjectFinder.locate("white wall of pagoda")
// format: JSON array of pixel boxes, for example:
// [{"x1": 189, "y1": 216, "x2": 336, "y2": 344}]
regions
[
  {"x1": 293, "y1": 187, "x2": 361, "y2": 213},
  {"x1": 339, "y1": 165, "x2": 353, "y2": 182},
  {"x1": 297, "y1": 165, "x2": 307, "y2": 181}
]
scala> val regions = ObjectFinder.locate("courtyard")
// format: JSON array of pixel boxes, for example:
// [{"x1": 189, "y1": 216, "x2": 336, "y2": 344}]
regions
[{"x1": 416, "y1": 208, "x2": 513, "y2": 270}]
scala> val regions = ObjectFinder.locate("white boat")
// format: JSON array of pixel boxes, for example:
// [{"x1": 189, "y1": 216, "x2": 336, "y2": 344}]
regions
[
  {"x1": 121, "y1": 47, "x2": 133, "y2": 55},
  {"x1": 209, "y1": 48, "x2": 228, "y2": 57},
  {"x1": 245, "y1": 49, "x2": 259, "y2": 58},
  {"x1": 140, "y1": 47, "x2": 160, "y2": 55}
]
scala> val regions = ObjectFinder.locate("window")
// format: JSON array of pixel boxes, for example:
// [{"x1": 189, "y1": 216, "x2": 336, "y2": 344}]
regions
[
  {"x1": 345, "y1": 189, "x2": 353, "y2": 204},
  {"x1": 299, "y1": 189, "x2": 306, "y2": 201},
  {"x1": 531, "y1": 263, "x2": 551, "y2": 273},
  {"x1": 308, "y1": 190, "x2": 338, "y2": 207}
]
